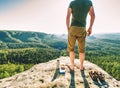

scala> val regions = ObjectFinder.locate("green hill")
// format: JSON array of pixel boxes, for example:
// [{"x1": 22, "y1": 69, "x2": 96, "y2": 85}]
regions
[
  {"x1": 0, "y1": 31, "x2": 22, "y2": 43},
  {"x1": 0, "y1": 30, "x2": 66, "y2": 49}
]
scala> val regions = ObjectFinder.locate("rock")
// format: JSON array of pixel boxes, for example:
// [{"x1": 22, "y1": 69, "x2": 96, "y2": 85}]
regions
[{"x1": 0, "y1": 56, "x2": 120, "y2": 88}]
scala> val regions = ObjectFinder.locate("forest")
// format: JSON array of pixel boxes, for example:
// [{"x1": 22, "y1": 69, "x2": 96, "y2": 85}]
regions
[{"x1": 0, "y1": 31, "x2": 120, "y2": 81}]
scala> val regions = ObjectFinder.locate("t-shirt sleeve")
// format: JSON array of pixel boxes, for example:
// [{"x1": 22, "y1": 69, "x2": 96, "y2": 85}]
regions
[
  {"x1": 89, "y1": 0, "x2": 93, "y2": 6},
  {"x1": 68, "y1": 1, "x2": 73, "y2": 8}
]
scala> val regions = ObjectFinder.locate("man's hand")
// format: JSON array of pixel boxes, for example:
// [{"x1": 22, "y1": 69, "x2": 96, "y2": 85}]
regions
[
  {"x1": 87, "y1": 28, "x2": 92, "y2": 36},
  {"x1": 67, "y1": 27, "x2": 70, "y2": 32}
]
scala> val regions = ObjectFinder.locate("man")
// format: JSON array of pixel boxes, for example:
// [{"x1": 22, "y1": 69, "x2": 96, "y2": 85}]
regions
[{"x1": 66, "y1": 0, "x2": 95, "y2": 70}]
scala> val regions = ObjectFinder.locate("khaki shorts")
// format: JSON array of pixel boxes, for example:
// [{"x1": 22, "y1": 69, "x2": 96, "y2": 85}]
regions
[{"x1": 67, "y1": 26, "x2": 86, "y2": 53}]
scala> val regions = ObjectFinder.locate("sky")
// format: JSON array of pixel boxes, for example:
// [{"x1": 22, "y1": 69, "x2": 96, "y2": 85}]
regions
[{"x1": 0, "y1": 0, "x2": 120, "y2": 34}]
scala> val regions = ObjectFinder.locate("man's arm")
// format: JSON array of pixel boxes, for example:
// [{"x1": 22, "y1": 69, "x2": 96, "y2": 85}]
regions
[
  {"x1": 66, "y1": 8, "x2": 72, "y2": 31},
  {"x1": 87, "y1": 6, "x2": 95, "y2": 36}
]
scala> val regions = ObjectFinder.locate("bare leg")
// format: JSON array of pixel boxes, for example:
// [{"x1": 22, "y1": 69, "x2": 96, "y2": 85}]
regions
[
  {"x1": 69, "y1": 51, "x2": 75, "y2": 70},
  {"x1": 79, "y1": 53, "x2": 85, "y2": 70}
]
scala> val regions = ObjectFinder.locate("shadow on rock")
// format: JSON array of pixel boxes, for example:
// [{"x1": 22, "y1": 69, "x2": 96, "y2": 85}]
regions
[
  {"x1": 81, "y1": 70, "x2": 90, "y2": 88},
  {"x1": 67, "y1": 65, "x2": 75, "y2": 88},
  {"x1": 51, "y1": 60, "x2": 65, "y2": 82},
  {"x1": 51, "y1": 68, "x2": 60, "y2": 82}
]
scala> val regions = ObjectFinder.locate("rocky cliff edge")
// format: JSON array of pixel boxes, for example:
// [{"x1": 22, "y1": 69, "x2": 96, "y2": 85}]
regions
[{"x1": 0, "y1": 57, "x2": 120, "y2": 88}]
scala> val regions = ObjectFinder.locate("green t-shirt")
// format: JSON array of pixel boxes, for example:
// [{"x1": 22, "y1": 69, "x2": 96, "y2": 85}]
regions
[{"x1": 69, "y1": 0, "x2": 93, "y2": 27}]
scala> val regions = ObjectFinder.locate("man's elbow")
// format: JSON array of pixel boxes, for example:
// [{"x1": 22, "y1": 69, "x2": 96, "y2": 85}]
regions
[
  {"x1": 93, "y1": 13, "x2": 95, "y2": 18},
  {"x1": 92, "y1": 13, "x2": 95, "y2": 20}
]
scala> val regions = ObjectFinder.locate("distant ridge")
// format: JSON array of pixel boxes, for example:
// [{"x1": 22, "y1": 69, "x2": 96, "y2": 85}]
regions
[
  {"x1": 0, "y1": 30, "x2": 50, "y2": 43},
  {"x1": 0, "y1": 30, "x2": 67, "y2": 49},
  {"x1": 94, "y1": 33, "x2": 120, "y2": 40}
]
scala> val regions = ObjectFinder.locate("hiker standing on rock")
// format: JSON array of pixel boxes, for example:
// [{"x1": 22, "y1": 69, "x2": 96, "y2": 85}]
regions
[{"x1": 66, "y1": 0, "x2": 95, "y2": 70}]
